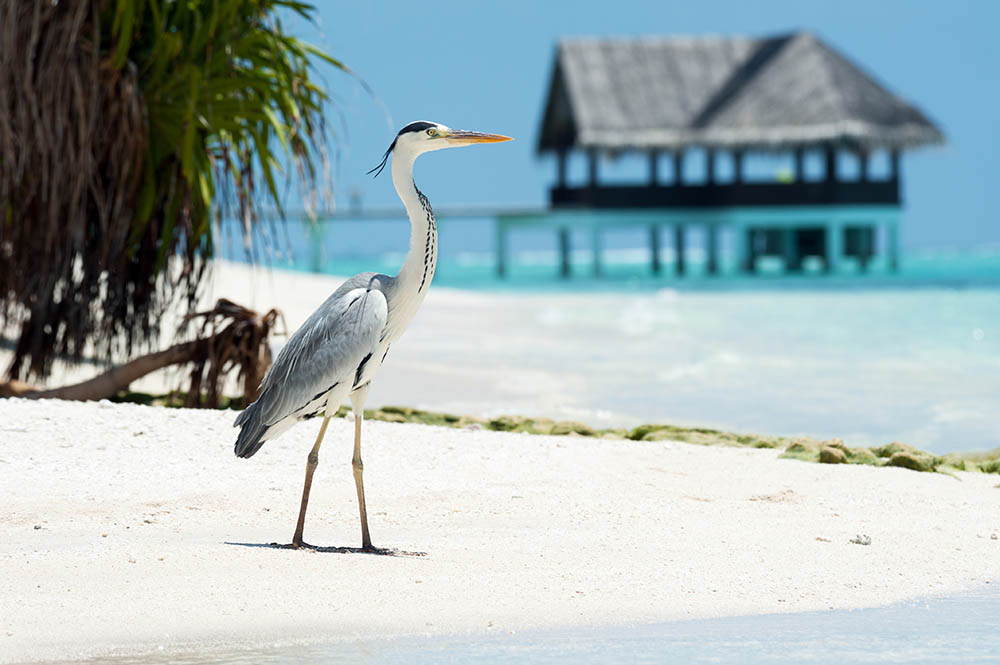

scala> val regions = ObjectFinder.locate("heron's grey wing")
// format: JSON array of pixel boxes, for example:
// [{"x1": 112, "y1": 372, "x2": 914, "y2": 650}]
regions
[{"x1": 234, "y1": 285, "x2": 387, "y2": 458}]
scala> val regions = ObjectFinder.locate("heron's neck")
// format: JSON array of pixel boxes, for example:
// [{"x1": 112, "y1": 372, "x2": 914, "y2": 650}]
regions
[{"x1": 392, "y1": 151, "x2": 437, "y2": 297}]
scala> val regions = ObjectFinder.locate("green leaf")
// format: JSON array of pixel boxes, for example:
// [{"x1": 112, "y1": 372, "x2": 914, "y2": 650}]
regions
[{"x1": 111, "y1": 0, "x2": 136, "y2": 68}]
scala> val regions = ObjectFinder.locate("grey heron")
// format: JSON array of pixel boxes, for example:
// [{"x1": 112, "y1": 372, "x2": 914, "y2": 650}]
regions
[{"x1": 233, "y1": 121, "x2": 511, "y2": 551}]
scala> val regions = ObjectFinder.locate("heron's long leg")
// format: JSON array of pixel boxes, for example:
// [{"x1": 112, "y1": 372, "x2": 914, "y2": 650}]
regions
[
  {"x1": 290, "y1": 416, "x2": 331, "y2": 548},
  {"x1": 352, "y1": 409, "x2": 374, "y2": 551}
]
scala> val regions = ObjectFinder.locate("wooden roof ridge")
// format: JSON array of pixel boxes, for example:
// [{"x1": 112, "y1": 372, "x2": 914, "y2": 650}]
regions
[
  {"x1": 690, "y1": 33, "x2": 796, "y2": 129},
  {"x1": 537, "y1": 31, "x2": 944, "y2": 153}
]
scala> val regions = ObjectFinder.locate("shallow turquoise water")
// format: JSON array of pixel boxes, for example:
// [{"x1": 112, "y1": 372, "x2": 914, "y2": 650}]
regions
[
  {"x1": 217, "y1": 219, "x2": 1000, "y2": 453},
  {"x1": 48, "y1": 589, "x2": 1000, "y2": 664},
  {"x1": 216, "y1": 216, "x2": 1000, "y2": 291}
]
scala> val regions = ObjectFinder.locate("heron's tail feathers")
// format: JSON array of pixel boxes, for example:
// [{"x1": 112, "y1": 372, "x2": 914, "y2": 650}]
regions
[
  {"x1": 234, "y1": 402, "x2": 269, "y2": 459},
  {"x1": 234, "y1": 400, "x2": 299, "y2": 458}
]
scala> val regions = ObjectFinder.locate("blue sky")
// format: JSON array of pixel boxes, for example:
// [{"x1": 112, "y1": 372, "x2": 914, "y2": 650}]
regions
[{"x1": 295, "y1": 0, "x2": 998, "y2": 251}]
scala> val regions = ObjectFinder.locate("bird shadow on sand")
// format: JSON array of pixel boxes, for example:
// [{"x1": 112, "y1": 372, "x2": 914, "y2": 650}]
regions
[{"x1": 224, "y1": 541, "x2": 426, "y2": 557}]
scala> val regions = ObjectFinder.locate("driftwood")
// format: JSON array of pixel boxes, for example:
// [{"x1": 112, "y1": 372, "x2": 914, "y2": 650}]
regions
[
  {"x1": 0, "y1": 380, "x2": 41, "y2": 397},
  {"x1": 0, "y1": 299, "x2": 282, "y2": 406}
]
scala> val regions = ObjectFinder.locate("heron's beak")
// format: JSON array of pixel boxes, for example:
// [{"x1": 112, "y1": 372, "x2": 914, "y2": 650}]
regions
[{"x1": 445, "y1": 130, "x2": 513, "y2": 146}]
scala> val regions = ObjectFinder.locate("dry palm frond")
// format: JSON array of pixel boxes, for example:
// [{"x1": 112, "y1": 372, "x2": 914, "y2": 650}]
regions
[{"x1": 181, "y1": 298, "x2": 284, "y2": 408}]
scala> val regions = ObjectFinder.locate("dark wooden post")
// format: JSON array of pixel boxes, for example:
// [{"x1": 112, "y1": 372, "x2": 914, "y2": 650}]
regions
[
  {"x1": 858, "y1": 225, "x2": 872, "y2": 273},
  {"x1": 496, "y1": 218, "x2": 507, "y2": 277},
  {"x1": 648, "y1": 151, "x2": 659, "y2": 186},
  {"x1": 857, "y1": 149, "x2": 869, "y2": 182},
  {"x1": 706, "y1": 148, "x2": 716, "y2": 184},
  {"x1": 733, "y1": 149, "x2": 744, "y2": 184},
  {"x1": 706, "y1": 225, "x2": 719, "y2": 275},
  {"x1": 587, "y1": 148, "x2": 598, "y2": 189},
  {"x1": 888, "y1": 221, "x2": 899, "y2": 272},
  {"x1": 556, "y1": 149, "x2": 568, "y2": 188},
  {"x1": 794, "y1": 147, "x2": 805, "y2": 182},
  {"x1": 673, "y1": 151, "x2": 683, "y2": 186},
  {"x1": 825, "y1": 222, "x2": 842, "y2": 274},
  {"x1": 743, "y1": 229, "x2": 757, "y2": 273},
  {"x1": 674, "y1": 225, "x2": 686, "y2": 276},
  {"x1": 592, "y1": 227, "x2": 602, "y2": 276},
  {"x1": 650, "y1": 226, "x2": 661, "y2": 274},
  {"x1": 782, "y1": 228, "x2": 799, "y2": 272},
  {"x1": 825, "y1": 144, "x2": 837, "y2": 183},
  {"x1": 890, "y1": 148, "x2": 902, "y2": 202},
  {"x1": 558, "y1": 227, "x2": 571, "y2": 278}
]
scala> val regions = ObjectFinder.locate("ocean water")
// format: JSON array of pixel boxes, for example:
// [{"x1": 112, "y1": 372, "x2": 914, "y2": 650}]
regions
[
  {"x1": 217, "y1": 217, "x2": 1000, "y2": 454},
  {"x1": 216, "y1": 216, "x2": 1000, "y2": 290},
  {"x1": 46, "y1": 589, "x2": 1000, "y2": 664}
]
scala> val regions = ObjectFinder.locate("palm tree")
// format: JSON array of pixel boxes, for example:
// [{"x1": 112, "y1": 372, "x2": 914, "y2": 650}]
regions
[{"x1": 0, "y1": 0, "x2": 338, "y2": 381}]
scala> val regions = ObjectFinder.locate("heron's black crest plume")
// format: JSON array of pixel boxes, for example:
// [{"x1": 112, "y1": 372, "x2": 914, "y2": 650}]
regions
[
  {"x1": 367, "y1": 137, "x2": 396, "y2": 178},
  {"x1": 368, "y1": 122, "x2": 440, "y2": 178}
]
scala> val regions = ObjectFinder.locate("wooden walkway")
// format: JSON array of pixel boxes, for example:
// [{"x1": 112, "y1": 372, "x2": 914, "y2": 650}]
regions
[
  {"x1": 496, "y1": 205, "x2": 901, "y2": 278},
  {"x1": 285, "y1": 203, "x2": 901, "y2": 278}
]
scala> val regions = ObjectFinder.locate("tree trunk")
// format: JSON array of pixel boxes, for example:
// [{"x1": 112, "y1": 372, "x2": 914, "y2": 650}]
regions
[{"x1": 20, "y1": 340, "x2": 202, "y2": 402}]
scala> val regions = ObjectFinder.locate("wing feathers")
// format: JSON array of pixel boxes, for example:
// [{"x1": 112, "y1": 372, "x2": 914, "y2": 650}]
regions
[{"x1": 233, "y1": 280, "x2": 388, "y2": 458}]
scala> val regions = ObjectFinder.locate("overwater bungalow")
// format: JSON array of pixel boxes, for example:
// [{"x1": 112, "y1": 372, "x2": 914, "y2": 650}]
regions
[{"x1": 504, "y1": 31, "x2": 944, "y2": 277}]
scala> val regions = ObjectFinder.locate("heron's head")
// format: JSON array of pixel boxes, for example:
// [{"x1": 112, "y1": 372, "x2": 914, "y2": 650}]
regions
[{"x1": 368, "y1": 121, "x2": 512, "y2": 177}]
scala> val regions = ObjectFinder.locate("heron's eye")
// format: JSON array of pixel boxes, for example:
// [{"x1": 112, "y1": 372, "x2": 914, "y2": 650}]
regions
[{"x1": 426, "y1": 128, "x2": 437, "y2": 137}]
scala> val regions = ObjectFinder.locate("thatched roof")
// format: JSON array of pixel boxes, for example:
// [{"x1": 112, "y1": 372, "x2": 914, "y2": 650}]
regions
[{"x1": 538, "y1": 32, "x2": 944, "y2": 153}]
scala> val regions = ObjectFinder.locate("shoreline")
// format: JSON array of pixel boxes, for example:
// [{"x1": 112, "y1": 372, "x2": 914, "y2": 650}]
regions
[
  {"x1": 37, "y1": 589, "x2": 999, "y2": 665},
  {"x1": 3, "y1": 259, "x2": 998, "y2": 453},
  {"x1": 103, "y1": 393, "x2": 1000, "y2": 476},
  {"x1": 2, "y1": 397, "x2": 999, "y2": 663}
]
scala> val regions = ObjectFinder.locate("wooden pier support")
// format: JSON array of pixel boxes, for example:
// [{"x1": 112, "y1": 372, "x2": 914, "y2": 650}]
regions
[
  {"x1": 888, "y1": 221, "x2": 899, "y2": 273},
  {"x1": 592, "y1": 227, "x2": 602, "y2": 276},
  {"x1": 674, "y1": 225, "x2": 686, "y2": 276},
  {"x1": 650, "y1": 225, "x2": 661, "y2": 274},
  {"x1": 706, "y1": 225, "x2": 719, "y2": 275},
  {"x1": 743, "y1": 228, "x2": 757, "y2": 273},
  {"x1": 858, "y1": 229, "x2": 871, "y2": 273},
  {"x1": 558, "y1": 227, "x2": 571, "y2": 278},
  {"x1": 493, "y1": 208, "x2": 899, "y2": 281},
  {"x1": 825, "y1": 222, "x2": 842, "y2": 273},
  {"x1": 782, "y1": 228, "x2": 800, "y2": 272},
  {"x1": 496, "y1": 219, "x2": 507, "y2": 277}
]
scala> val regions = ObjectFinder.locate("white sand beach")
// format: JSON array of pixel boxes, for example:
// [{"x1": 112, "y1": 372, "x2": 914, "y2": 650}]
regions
[{"x1": 1, "y1": 396, "x2": 998, "y2": 663}]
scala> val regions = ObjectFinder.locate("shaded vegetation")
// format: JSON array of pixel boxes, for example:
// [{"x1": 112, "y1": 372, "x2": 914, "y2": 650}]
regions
[
  {"x1": 8, "y1": 299, "x2": 282, "y2": 408},
  {"x1": 179, "y1": 299, "x2": 283, "y2": 408},
  {"x1": 1, "y1": 0, "x2": 337, "y2": 379},
  {"x1": 105, "y1": 391, "x2": 1000, "y2": 476}
]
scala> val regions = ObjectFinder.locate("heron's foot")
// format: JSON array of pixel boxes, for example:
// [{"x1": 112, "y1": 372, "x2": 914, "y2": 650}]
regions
[
  {"x1": 257, "y1": 540, "x2": 424, "y2": 555},
  {"x1": 270, "y1": 540, "x2": 317, "y2": 550},
  {"x1": 361, "y1": 544, "x2": 392, "y2": 555}
]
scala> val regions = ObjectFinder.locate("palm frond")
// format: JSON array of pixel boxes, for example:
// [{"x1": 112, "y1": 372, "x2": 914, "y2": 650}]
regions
[{"x1": 0, "y1": 0, "x2": 339, "y2": 379}]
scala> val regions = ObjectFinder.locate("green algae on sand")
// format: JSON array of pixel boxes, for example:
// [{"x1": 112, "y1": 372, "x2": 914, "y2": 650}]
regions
[{"x1": 110, "y1": 391, "x2": 1000, "y2": 476}]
